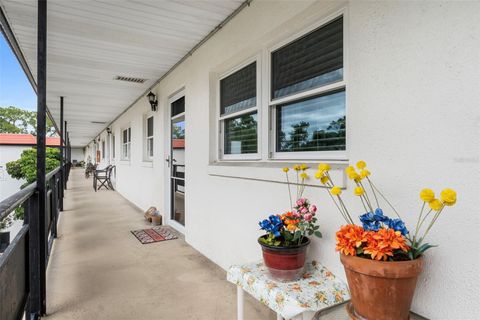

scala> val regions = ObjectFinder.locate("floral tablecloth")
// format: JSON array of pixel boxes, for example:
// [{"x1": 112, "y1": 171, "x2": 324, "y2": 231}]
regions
[{"x1": 227, "y1": 261, "x2": 350, "y2": 319}]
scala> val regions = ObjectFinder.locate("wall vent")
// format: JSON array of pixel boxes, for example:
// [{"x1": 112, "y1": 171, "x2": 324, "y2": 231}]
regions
[{"x1": 114, "y1": 75, "x2": 147, "y2": 84}]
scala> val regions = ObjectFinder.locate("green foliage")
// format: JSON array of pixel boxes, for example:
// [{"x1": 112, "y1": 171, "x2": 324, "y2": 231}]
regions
[
  {"x1": 5, "y1": 147, "x2": 60, "y2": 220},
  {"x1": 0, "y1": 106, "x2": 56, "y2": 136},
  {"x1": 0, "y1": 216, "x2": 12, "y2": 231},
  {"x1": 6, "y1": 147, "x2": 60, "y2": 187}
]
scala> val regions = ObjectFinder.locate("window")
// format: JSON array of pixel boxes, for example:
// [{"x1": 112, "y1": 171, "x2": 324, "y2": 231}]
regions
[
  {"x1": 122, "y1": 128, "x2": 131, "y2": 160},
  {"x1": 101, "y1": 140, "x2": 105, "y2": 159},
  {"x1": 219, "y1": 61, "x2": 259, "y2": 158},
  {"x1": 271, "y1": 15, "x2": 345, "y2": 158},
  {"x1": 144, "y1": 116, "x2": 154, "y2": 160},
  {"x1": 112, "y1": 134, "x2": 115, "y2": 159}
]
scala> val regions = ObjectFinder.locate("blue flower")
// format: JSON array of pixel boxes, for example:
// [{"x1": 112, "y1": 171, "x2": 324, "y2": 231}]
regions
[
  {"x1": 387, "y1": 218, "x2": 409, "y2": 236},
  {"x1": 359, "y1": 208, "x2": 389, "y2": 231},
  {"x1": 259, "y1": 215, "x2": 283, "y2": 238}
]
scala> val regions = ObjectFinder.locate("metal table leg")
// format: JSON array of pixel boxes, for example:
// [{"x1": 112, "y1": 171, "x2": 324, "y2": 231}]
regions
[{"x1": 237, "y1": 286, "x2": 244, "y2": 320}]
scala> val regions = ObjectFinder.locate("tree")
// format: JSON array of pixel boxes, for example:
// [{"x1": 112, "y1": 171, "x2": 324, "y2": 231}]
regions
[
  {"x1": 0, "y1": 106, "x2": 56, "y2": 136},
  {"x1": 6, "y1": 147, "x2": 60, "y2": 220}
]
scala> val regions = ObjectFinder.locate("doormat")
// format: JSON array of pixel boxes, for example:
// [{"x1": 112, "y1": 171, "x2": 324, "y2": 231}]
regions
[{"x1": 131, "y1": 226, "x2": 178, "y2": 244}]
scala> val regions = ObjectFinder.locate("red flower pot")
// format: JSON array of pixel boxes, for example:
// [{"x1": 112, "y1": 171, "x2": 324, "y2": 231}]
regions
[{"x1": 258, "y1": 236, "x2": 310, "y2": 281}]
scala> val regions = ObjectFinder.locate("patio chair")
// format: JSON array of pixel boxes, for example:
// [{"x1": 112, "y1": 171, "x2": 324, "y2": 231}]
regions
[{"x1": 93, "y1": 165, "x2": 112, "y2": 191}]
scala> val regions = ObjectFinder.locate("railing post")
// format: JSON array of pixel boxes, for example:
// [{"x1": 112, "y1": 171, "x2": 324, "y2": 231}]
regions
[
  {"x1": 59, "y1": 96, "x2": 64, "y2": 211},
  {"x1": 51, "y1": 174, "x2": 58, "y2": 239},
  {"x1": 32, "y1": 0, "x2": 48, "y2": 317}
]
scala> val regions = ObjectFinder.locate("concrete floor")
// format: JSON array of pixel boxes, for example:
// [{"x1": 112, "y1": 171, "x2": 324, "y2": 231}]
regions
[{"x1": 44, "y1": 168, "x2": 275, "y2": 320}]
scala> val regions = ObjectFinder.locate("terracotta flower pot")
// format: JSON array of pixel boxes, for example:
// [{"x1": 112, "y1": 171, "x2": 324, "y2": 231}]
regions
[
  {"x1": 340, "y1": 254, "x2": 423, "y2": 320},
  {"x1": 258, "y1": 236, "x2": 310, "y2": 281}
]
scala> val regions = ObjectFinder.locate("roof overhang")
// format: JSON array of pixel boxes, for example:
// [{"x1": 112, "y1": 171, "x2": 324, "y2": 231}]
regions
[{"x1": 0, "y1": 0, "x2": 249, "y2": 147}]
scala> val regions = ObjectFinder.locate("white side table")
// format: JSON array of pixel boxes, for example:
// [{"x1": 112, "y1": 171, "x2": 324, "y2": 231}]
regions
[{"x1": 227, "y1": 261, "x2": 350, "y2": 320}]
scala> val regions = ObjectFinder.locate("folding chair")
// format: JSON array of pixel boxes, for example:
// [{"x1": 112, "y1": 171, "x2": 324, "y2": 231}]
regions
[{"x1": 94, "y1": 165, "x2": 112, "y2": 192}]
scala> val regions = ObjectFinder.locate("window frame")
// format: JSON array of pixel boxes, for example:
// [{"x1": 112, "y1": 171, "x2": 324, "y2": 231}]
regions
[
  {"x1": 111, "y1": 134, "x2": 115, "y2": 159},
  {"x1": 144, "y1": 114, "x2": 154, "y2": 161},
  {"x1": 267, "y1": 11, "x2": 347, "y2": 161},
  {"x1": 101, "y1": 140, "x2": 105, "y2": 159},
  {"x1": 217, "y1": 55, "x2": 261, "y2": 161},
  {"x1": 121, "y1": 127, "x2": 131, "y2": 161}
]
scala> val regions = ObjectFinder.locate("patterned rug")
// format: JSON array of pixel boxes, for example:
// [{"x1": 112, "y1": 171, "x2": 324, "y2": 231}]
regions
[{"x1": 131, "y1": 226, "x2": 178, "y2": 244}]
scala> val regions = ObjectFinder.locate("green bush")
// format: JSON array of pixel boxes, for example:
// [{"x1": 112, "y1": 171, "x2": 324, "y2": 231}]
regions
[{"x1": 6, "y1": 147, "x2": 61, "y2": 220}]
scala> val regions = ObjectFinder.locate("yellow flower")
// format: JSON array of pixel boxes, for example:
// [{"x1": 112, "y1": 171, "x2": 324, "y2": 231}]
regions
[
  {"x1": 330, "y1": 186, "x2": 342, "y2": 195},
  {"x1": 360, "y1": 169, "x2": 371, "y2": 179},
  {"x1": 419, "y1": 188, "x2": 435, "y2": 202},
  {"x1": 293, "y1": 164, "x2": 301, "y2": 171},
  {"x1": 320, "y1": 176, "x2": 329, "y2": 185},
  {"x1": 300, "y1": 164, "x2": 309, "y2": 171},
  {"x1": 429, "y1": 199, "x2": 443, "y2": 211},
  {"x1": 345, "y1": 166, "x2": 355, "y2": 174},
  {"x1": 354, "y1": 186, "x2": 364, "y2": 196},
  {"x1": 282, "y1": 167, "x2": 289, "y2": 173},
  {"x1": 440, "y1": 188, "x2": 457, "y2": 206},
  {"x1": 300, "y1": 172, "x2": 308, "y2": 179},
  {"x1": 356, "y1": 160, "x2": 367, "y2": 169},
  {"x1": 318, "y1": 163, "x2": 331, "y2": 172},
  {"x1": 314, "y1": 171, "x2": 323, "y2": 179},
  {"x1": 347, "y1": 171, "x2": 360, "y2": 181}
]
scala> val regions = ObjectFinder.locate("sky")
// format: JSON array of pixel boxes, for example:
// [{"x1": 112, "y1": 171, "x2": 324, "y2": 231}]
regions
[{"x1": 0, "y1": 33, "x2": 37, "y2": 111}]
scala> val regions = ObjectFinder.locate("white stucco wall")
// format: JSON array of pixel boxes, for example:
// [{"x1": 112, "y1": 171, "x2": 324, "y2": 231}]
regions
[
  {"x1": 86, "y1": 1, "x2": 480, "y2": 318},
  {"x1": 71, "y1": 147, "x2": 85, "y2": 163},
  {"x1": 0, "y1": 145, "x2": 28, "y2": 201}
]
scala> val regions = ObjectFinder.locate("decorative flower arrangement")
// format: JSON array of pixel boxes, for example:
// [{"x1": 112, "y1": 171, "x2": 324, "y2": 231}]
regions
[
  {"x1": 258, "y1": 164, "x2": 322, "y2": 247},
  {"x1": 315, "y1": 161, "x2": 457, "y2": 261}
]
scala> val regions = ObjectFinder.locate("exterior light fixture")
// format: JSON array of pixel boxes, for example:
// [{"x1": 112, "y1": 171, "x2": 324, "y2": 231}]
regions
[
  {"x1": 147, "y1": 91, "x2": 158, "y2": 112},
  {"x1": 106, "y1": 127, "x2": 112, "y2": 134}
]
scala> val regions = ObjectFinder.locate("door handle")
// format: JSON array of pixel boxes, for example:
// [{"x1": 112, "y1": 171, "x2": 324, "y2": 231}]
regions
[{"x1": 165, "y1": 155, "x2": 171, "y2": 167}]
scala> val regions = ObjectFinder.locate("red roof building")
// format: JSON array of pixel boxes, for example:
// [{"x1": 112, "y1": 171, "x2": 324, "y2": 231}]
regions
[{"x1": 0, "y1": 133, "x2": 61, "y2": 146}]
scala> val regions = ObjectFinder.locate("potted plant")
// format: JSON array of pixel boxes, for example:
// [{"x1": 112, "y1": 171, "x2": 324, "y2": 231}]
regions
[
  {"x1": 315, "y1": 161, "x2": 457, "y2": 320},
  {"x1": 258, "y1": 164, "x2": 322, "y2": 281},
  {"x1": 0, "y1": 215, "x2": 12, "y2": 253}
]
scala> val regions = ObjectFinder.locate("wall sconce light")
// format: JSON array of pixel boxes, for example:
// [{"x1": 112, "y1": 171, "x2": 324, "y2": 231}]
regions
[
  {"x1": 106, "y1": 127, "x2": 112, "y2": 134},
  {"x1": 147, "y1": 91, "x2": 158, "y2": 112}
]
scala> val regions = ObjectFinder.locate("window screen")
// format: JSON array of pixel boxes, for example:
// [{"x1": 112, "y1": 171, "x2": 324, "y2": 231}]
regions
[
  {"x1": 271, "y1": 16, "x2": 343, "y2": 99},
  {"x1": 171, "y1": 97, "x2": 185, "y2": 117},
  {"x1": 220, "y1": 62, "x2": 256, "y2": 116},
  {"x1": 147, "y1": 117, "x2": 153, "y2": 137},
  {"x1": 224, "y1": 112, "x2": 257, "y2": 154},
  {"x1": 276, "y1": 90, "x2": 345, "y2": 152}
]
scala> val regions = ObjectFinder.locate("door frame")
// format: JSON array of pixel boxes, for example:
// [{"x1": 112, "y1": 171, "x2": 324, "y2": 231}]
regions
[{"x1": 164, "y1": 88, "x2": 186, "y2": 234}]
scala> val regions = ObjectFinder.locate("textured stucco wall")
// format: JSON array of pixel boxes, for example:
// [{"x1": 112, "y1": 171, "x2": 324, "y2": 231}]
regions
[{"x1": 86, "y1": 1, "x2": 480, "y2": 318}]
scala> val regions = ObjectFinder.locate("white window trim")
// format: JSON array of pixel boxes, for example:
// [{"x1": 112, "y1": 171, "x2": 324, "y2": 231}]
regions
[
  {"x1": 121, "y1": 127, "x2": 131, "y2": 161},
  {"x1": 267, "y1": 9, "x2": 348, "y2": 161},
  {"x1": 144, "y1": 113, "x2": 154, "y2": 162},
  {"x1": 217, "y1": 55, "x2": 261, "y2": 161}
]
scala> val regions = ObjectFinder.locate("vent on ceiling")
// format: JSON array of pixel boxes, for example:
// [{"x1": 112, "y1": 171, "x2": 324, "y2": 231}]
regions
[
  {"x1": 91, "y1": 121, "x2": 106, "y2": 124},
  {"x1": 114, "y1": 75, "x2": 147, "y2": 84}
]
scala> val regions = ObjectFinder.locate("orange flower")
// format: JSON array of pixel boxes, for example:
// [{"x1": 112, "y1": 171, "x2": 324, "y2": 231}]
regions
[
  {"x1": 287, "y1": 224, "x2": 297, "y2": 232},
  {"x1": 363, "y1": 228, "x2": 410, "y2": 261},
  {"x1": 335, "y1": 225, "x2": 368, "y2": 256}
]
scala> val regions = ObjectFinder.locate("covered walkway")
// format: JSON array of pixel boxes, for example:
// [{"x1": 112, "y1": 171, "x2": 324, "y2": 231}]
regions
[{"x1": 45, "y1": 168, "x2": 274, "y2": 320}]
